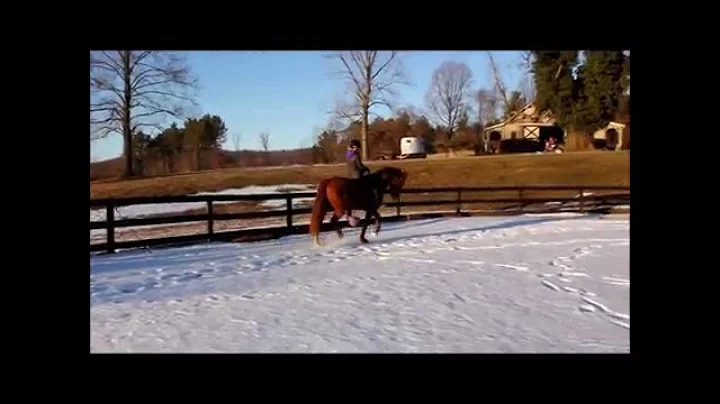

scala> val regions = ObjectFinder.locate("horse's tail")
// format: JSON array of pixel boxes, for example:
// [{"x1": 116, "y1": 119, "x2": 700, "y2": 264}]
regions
[{"x1": 309, "y1": 178, "x2": 331, "y2": 238}]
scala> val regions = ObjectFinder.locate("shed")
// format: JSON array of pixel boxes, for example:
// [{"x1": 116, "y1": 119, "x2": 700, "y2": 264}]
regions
[{"x1": 592, "y1": 121, "x2": 628, "y2": 151}]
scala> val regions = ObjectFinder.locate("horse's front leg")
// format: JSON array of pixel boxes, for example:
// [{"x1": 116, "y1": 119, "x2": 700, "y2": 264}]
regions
[
  {"x1": 359, "y1": 211, "x2": 373, "y2": 243},
  {"x1": 372, "y1": 211, "x2": 382, "y2": 235}
]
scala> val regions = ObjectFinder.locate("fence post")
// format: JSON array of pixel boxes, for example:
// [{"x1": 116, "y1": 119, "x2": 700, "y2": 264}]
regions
[
  {"x1": 518, "y1": 188, "x2": 524, "y2": 213},
  {"x1": 579, "y1": 188, "x2": 585, "y2": 213},
  {"x1": 106, "y1": 202, "x2": 115, "y2": 254},
  {"x1": 456, "y1": 189, "x2": 462, "y2": 215},
  {"x1": 286, "y1": 195, "x2": 293, "y2": 229},
  {"x1": 207, "y1": 199, "x2": 214, "y2": 239}
]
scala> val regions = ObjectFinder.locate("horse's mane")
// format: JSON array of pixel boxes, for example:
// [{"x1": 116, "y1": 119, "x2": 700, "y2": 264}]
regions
[
  {"x1": 359, "y1": 166, "x2": 398, "y2": 181},
  {"x1": 373, "y1": 166, "x2": 404, "y2": 176},
  {"x1": 349, "y1": 166, "x2": 401, "y2": 191}
]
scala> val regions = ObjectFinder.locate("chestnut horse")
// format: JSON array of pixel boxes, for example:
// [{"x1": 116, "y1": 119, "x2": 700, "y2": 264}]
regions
[{"x1": 309, "y1": 166, "x2": 408, "y2": 246}]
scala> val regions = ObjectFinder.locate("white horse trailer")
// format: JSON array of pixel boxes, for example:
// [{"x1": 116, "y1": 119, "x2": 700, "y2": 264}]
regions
[{"x1": 399, "y1": 137, "x2": 426, "y2": 159}]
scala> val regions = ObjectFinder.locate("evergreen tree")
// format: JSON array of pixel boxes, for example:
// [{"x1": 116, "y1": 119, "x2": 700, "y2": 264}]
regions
[
  {"x1": 532, "y1": 50, "x2": 627, "y2": 135},
  {"x1": 531, "y1": 51, "x2": 579, "y2": 131},
  {"x1": 575, "y1": 51, "x2": 626, "y2": 132}
]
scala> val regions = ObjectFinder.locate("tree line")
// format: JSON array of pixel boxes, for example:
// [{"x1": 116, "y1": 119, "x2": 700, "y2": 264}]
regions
[
  {"x1": 321, "y1": 50, "x2": 629, "y2": 160},
  {"x1": 90, "y1": 51, "x2": 629, "y2": 178},
  {"x1": 131, "y1": 114, "x2": 227, "y2": 176},
  {"x1": 311, "y1": 101, "x2": 527, "y2": 164},
  {"x1": 90, "y1": 51, "x2": 199, "y2": 177},
  {"x1": 531, "y1": 51, "x2": 629, "y2": 148}
]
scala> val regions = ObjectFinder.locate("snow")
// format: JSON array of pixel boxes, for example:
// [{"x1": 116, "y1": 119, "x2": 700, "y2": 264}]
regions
[
  {"x1": 90, "y1": 213, "x2": 629, "y2": 353},
  {"x1": 195, "y1": 185, "x2": 315, "y2": 209}
]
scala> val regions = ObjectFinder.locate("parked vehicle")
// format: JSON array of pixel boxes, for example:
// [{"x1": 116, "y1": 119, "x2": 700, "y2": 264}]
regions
[{"x1": 399, "y1": 137, "x2": 426, "y2": 159}]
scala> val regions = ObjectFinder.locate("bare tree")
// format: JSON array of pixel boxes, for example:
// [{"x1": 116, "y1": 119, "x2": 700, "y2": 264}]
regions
[
  {"x1": 424, "y1": 61, "x2": 474, "y2": 139},
  {"x1": 394, "y1": 104, "x2": 424, "y2": 123},
  {"x1": 487, "y1": 51, "x2": 536, "y2": 118},
  {"x1": 475, "y1": 89, "x2": 497, "y2": 127},
  {"x1": 259, "y1": 131, "x2": 269, "y2": 151},
  {"x1": 259, "y1": 131, "x2": 270, "y2": 166},
  {"x1": 90, "y1": 51, "x2": 198, "y2": 177},
  {"x1": 517, "y1": 51, "x2": 536, "y2": 102},
  {"x1": 519, "y1": 51, "x2": 533, "y2": 70},
  {"x1": 327, "y1": 51, "x2": 411, "y2": 160},
  {"x1": 487, "y1": 52, "x2": 511, "y2": 114},
  {"x1": 232, "y1": 132, "x2": 242, "y2": 151}
]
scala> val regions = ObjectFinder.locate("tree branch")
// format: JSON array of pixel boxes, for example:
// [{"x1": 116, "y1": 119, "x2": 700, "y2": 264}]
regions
[
  {"x1": 487, "y1": 52, "x2": 510, "y2": 111},
  {"x1": 328, "y1": 51, "x2": 410, "y2": 124}
]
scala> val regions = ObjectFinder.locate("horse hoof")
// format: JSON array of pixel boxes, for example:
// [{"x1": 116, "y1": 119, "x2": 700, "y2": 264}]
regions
[
  {"x1": 360, "y1": 238, "x2": 369, "y2": 244},
  {"x1": 337, "y1": 232, "x2": 344, "y2": 239}
]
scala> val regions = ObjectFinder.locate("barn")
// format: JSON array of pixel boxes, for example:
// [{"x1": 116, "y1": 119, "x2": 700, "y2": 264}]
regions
[
  {"x1": 483, "y1": 102, "x2": 561, "y2": 154},
  {"x1": 483, "y1": 101, "x2": 629, "y2": 153}
]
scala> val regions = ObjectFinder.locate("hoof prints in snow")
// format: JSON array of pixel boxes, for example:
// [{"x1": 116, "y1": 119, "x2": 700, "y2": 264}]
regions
[
  {"x1": 538, "y1": 243, "x2": 629, "y2": 329},
  {"x1": 576, "y1": 294, "x2": 630, "y2": 329},
  {"x1": 541, "y1": 280, "x2": 561, "y2": 291},
  {"x1": 92, "y1": 220, "x2": 628, "y2": 313},
  {"x1": 611, "y1": 320, "x2": 630, "y2": 329},
  {"x1": 602, "y1": 276, "x2": 629, "y2": 286},
  {"x1": 495, "y1": 264, "x2": 529, "y2": 272},
  {"x1": 91, "y1": 216, "x2": 629, "y2": 351},
  {"x1": 580, "y1": 289, "x2": 596, "y2": 297}
]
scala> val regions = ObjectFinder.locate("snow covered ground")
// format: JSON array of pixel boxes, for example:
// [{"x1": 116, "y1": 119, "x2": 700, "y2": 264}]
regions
[{"x1": 90, "y1": 213, "x2": 630, "y2": 353}]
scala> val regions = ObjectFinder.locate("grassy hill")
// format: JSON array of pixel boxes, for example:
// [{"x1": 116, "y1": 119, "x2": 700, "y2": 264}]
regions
[{"x1": 90, "y1": 150, "x2": 630, "y2": 200}]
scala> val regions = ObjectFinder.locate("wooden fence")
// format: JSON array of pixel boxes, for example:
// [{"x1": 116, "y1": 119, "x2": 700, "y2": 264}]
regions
[{"x1": 90, "y1": 185, "x2": 630, "y2": 253}]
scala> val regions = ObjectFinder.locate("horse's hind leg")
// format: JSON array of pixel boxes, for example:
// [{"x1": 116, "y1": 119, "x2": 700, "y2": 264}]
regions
[{"x1": 331, "y1": 210, "x2": 344, "y2": 239}]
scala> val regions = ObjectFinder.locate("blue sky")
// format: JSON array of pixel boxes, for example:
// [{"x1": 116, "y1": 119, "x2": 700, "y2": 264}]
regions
[{"x1": 90, "y1": 51, "x2": 526, "y2": 161}]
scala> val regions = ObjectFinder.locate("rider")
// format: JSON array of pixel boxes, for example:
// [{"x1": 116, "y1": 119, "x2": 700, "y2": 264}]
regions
[
  {"x1": 345, "y1": 139, "x2": 373, "y2": 226},
  {"x1": 346, "y1": 139, "x2": 370, "y2": 179}
]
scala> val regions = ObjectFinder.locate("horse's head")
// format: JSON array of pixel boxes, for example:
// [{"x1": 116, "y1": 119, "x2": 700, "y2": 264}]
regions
[{"x1": 376, "y1": 166, "x2": 408, "y2": 200}]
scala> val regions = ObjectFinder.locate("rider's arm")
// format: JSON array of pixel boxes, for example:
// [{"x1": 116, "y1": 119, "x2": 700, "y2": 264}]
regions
[{"x1": 355, "y1": 155, "x2": 370, "y2": 175}]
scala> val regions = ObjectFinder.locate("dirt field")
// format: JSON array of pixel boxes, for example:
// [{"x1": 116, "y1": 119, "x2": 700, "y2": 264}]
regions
[{"x1": 90, "y1": 151, "x2": 630, "y2": 200}]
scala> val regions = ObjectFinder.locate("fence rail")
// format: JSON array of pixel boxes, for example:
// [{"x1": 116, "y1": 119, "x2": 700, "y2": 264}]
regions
[{"x1": 90, "y1": 185, "x2": 630, "y2": 253}]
